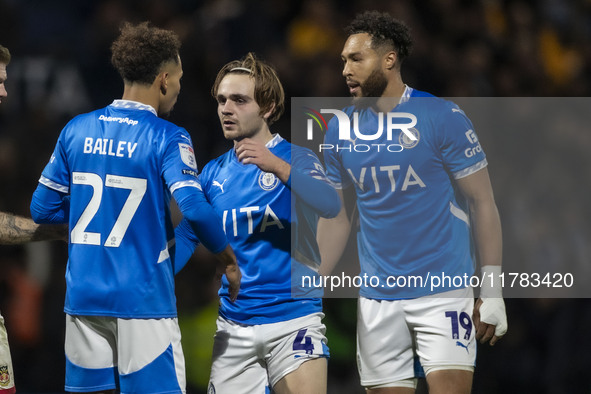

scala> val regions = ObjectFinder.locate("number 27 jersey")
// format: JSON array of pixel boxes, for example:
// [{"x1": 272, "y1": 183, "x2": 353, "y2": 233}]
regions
[{"x1": 39, "y1": 100, "x2": 202, "y2": 318}]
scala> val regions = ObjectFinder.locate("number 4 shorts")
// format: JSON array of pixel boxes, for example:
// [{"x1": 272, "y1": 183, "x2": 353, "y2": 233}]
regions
[{"x1": 208, "y1": 312, "x2": 329, "y2": 393}]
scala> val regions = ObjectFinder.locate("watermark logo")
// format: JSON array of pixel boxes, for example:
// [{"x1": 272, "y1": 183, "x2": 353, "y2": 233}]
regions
[
  {"x1": 305, "y1": 108, "x2": 418, "y2": 142},
  {"x1": 304, "y1": 107, "x2": 418, "y2": 153},
  {"x1": 304, "y1": 107, "x2": 328, "y2": 140}
]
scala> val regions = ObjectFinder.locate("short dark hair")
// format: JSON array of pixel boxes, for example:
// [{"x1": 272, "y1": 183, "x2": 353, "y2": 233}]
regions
[
  {"x1": 0, "y1": 45, "x2": 11, "y2": 65},
  {"x1": 346, "y1": 11, "x2": 413, "y2": 64},
  {"x1": 111, "y1": 22, "x2": 181, "y2": 85},
  {"x1": 212, "y1": 52, "x2": 285, "y2": 126}
]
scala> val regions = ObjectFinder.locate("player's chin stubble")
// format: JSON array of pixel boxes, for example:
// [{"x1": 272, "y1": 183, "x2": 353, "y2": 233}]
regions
[{"x1": 358, "y1": 68, "x2": 388, "y2": 98}]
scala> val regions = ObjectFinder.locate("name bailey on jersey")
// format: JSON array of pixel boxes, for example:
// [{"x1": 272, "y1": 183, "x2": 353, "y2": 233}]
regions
[{"x1": 83, "y1": 137, "x2": 138, "y2": 158}]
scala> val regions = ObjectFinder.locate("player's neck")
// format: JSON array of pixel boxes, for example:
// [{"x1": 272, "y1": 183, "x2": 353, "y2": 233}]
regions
[
  {"x1": 233, "y1": 125, "x2": 274, "y2": 146},
  {"x1": 121, "y1": 83, "x2": 160, "y2": 114},
  {"x1": 256, "y1": 125, "x2": 275, "y2": 145},
  {"x1": 376, "y1": 76, "x2": 406, "y2": 112}
]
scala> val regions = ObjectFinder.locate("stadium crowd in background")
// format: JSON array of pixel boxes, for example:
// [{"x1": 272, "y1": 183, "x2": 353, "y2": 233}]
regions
[{"x1": 0, "y1": 0, "x2": 590, "y2": 392}]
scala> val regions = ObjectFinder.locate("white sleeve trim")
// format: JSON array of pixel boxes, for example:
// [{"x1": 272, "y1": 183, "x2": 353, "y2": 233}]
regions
[
  {"x1": 453, "y1": 158, "x2": 488, "y2": 180},
  {"x1": 169, "y1": 180, "x2": 202, "y2": 194},
  {"x1": 39, "y1": 175, "x2": 69, "y2": 193}
]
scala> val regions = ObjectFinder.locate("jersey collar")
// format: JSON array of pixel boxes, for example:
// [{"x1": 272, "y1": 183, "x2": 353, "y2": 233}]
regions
[
  {"x1": 399, "y1": 85, "x2": 413, "y2": 105},
  {"x1": 110, "y1": 100, "x2": 158, "y2": 116},
  {"x1": 369, "y1": 85, "x2": 414, "y2": 115},
  {"x1": 266, "y1": 133, "x2": 283, "y2": 148}
]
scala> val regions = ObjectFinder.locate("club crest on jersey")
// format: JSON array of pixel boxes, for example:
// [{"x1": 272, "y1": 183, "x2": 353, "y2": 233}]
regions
[
  {"x1": 399, "y1": 127, "x2": 420, "y2": 148},
  {"x1": 0, "y1": 365, "x2": 11, "y2": 386},
  {"x1": 258, "y1": 172, "x2": 279, "y2": 191}
]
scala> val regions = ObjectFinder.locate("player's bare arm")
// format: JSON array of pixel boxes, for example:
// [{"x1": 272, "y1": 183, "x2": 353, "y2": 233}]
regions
[
  {"x1": 0, "y1": 211, "x2": 67, "y2": 244},
  {"x1": 214, "y1": 244, "x2": 242, "y2": 302},
  {"x1": 456, "y1": 167, "x2": 507, "y2": 346},
  {"x1": 235, "y1": 137, "x2": 291, "y2": 182},
  {"x1": 317, "y1": 190, "x2": 351, "y2": 276}
]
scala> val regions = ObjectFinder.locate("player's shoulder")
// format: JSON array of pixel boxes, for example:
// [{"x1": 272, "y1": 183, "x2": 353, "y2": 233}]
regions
[
  {"x1": 270, "y1": 134, "x2": 319, "y2": 164},
  {"x1": 409, "y1": 87, "x2": 464, "y2": 115},
  {"x1": 66, "y1": 107, "x2": 105, "y2": 125},
  {"x1": 408, "y1": 87, "x2": 436, "y2": 99},
  {"x1": 200, "y1": 147, "x2": 234, "y2": 180},
  {"x1": 107, "y1": 102, "x2": 186, "y2": 135},
  {"x1": 59, "y1": 107, "x2": 109, "y2": 138},
  {"x1": 289, "y1": 140, "x2": 319, "y2": 162},
  {"x1": 147, "y1": 115, "x2": 187, "y2": 135},
  {"x1": 268, "y1": 134, "x2": 291, "y2": 158}
]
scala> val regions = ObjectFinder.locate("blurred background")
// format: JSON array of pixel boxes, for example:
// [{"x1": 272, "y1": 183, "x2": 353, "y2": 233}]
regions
[{"x1": 1, "y1": 0, "x2": 590, "y2": 392}]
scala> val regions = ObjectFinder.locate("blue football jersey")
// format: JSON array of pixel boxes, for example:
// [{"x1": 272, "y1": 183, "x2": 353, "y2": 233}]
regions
[
  {"x1": 38, "y1": 100, "x2": 203, "y2": 318},
  {"x1": 199, "y1": 135, "x2": 323, "y2": 325},
  {"x1": 323, "y1": 87, "x2": 487, "y2": 299}
]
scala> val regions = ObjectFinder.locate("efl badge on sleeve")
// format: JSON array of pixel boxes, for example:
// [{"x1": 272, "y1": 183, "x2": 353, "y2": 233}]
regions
[{"x1": 178, "y1": 143, "x2": 197, "y2": 169}]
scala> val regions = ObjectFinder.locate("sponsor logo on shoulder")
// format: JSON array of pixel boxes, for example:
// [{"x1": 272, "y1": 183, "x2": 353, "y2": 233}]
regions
[
  {"x1": 465, "y1": 129, "x2": 478, "y2": 144},
  {"x1": 464, "y1": 129, "x2": 483, "y2": 158},
  {"x1": 182, "y1": 169, "x2": 199, "y2": 178}
]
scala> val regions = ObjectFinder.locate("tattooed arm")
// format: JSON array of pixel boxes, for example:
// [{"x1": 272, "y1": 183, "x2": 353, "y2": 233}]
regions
[{"x1": 0, "y1": 211, "x2": 67, "y2": 244}]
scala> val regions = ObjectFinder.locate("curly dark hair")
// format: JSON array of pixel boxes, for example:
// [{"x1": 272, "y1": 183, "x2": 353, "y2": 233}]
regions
[
  {"x1": 0, "y1": 44, "x2": 10, "y2": 65},
  {"x1": 346, "y1": 11, "x2": 413, "y2": 64},
  {"x1": 211, "y1": 52, "x2": 285, "y2": 126},
  {"x1": 111, "y1": 22, "x2": 181, "y2": 85}
]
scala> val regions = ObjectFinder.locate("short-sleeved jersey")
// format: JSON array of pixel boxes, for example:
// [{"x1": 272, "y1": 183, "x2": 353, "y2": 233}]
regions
[
  {"x1": 199, "y1": 135, "x2": 323, "y2": 325},
  {"x1": 323, "y1": 87, "x2": 487, "y2": 299},
  {"x1": 39, "y1": 100, "x2": 202, "y2": 318}
]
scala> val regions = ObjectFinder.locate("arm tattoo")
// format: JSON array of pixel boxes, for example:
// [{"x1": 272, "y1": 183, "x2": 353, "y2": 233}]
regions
[{"x1": 0, "y1": 212, "x2": 68, "y2": 244}]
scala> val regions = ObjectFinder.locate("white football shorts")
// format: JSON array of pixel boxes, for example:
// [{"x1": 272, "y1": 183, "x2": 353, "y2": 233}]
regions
[
  {"x1": 65, "y1": 315, "x2": 185, "y2": 393},
  {"x1": 357, "y1": 287, "x2": 476, "y2": 388},
  {"x1": 0, "y1": 314, "x2": 16, "y2": 393},
  {"x1": 208, "y1": 312, "x2": 329, "y2": 393}
]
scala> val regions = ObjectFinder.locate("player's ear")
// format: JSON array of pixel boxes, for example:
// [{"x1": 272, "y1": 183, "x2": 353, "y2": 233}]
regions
[
  {"x1": 159, "y1": 72, "x2": 168, "y2": 95},
  {"x1": 384, "y1": 51, "x2": 397, "y2": 70},
  {"x1": 263, "y1": 102, "x2": 276, "y2": 121}
]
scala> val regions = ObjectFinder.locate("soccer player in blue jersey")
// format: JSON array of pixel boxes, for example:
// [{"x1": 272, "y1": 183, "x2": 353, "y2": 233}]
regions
[
  {"x1": 317, "y1": 11, "x2": 508, "y2": 394},
  {"x1": 1, "y1": 43, "x2": 67, "y2": 394},
  {"x1": 175, "y1": 52, "x2": 340, "y2": 393},
  {"x1": 28, "y1": 23, "x2": 240, "y2": 393}
]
